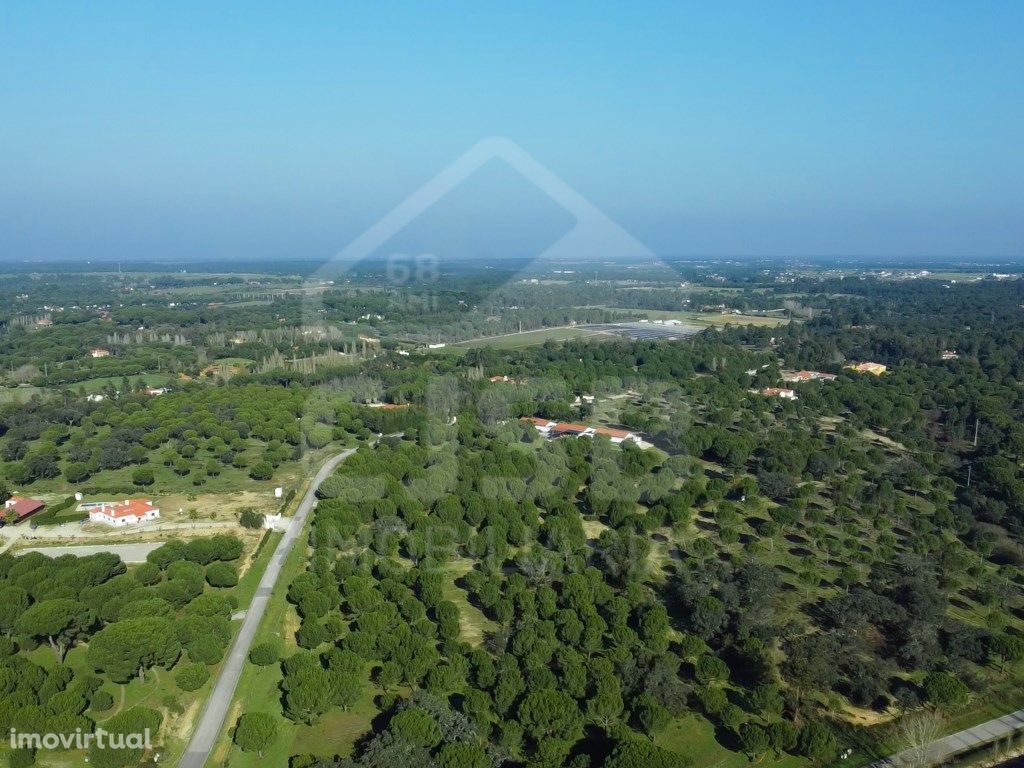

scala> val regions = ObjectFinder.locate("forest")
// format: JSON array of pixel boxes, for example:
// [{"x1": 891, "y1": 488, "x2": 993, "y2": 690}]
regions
[{"x1": 2, "y1": 264, "x2": 1024, "y2": 767}]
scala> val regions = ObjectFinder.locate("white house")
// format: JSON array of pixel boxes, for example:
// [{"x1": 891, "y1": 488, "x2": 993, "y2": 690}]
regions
[
  {"x1": 760, "y1": 387, "x2": 798, "y2": 400},
  {"x1": 520, "y1": 417, "x2": 556, "y2": 436},
  {"x1": 87, "y1": 499, "x2": 160, "y2": 526}
]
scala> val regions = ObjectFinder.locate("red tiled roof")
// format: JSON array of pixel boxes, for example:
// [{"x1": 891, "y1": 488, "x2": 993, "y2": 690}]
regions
[
  {"x1": 761, "y1": 388, "x2": 795, "y2": 396},
  {"x1": 553, "y1": 422, "x2": 590, "y2": 434},
  {"x1": 92, "y1": 499, "x2": 158, "y2": 519},
  {"x1": 4, "y1": 496, "x2": 45, "y2": 520},
  {"x1": 594, "y1": 427, "x2": 633, "y2": 439}
]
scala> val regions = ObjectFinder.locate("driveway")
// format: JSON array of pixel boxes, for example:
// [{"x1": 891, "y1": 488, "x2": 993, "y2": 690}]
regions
[{"x1": 178, "y1": 448, "x2": 356, "y2": 768}]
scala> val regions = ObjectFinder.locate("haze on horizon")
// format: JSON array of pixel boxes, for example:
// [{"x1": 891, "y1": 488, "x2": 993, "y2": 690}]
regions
[{"x1": 1, "y1": 2, "x2": 1022, "y2": 264}]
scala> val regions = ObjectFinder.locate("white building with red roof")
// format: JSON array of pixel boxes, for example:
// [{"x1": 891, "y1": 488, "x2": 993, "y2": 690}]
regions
[
  {"x1": 761, "y1": 387, "x2": 798, "y2": 400},
  {"x1": 521, "y1": 417, "x2": 641, "y2": 445},
  {"x1": 782, "y1": 370, "x2": 837, "y2": 382},
  {"x1": 592, "y1": 426, "x2": 639, "y2": 445},
  {"x1": 520, "y1": 417, "x2": 556, "y2": 436},
  {"x1": 87, "y1": 499, "x2": 160, "y2": 526}
]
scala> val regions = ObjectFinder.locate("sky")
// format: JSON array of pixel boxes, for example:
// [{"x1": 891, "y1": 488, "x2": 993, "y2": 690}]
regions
[{"x1": 1, "y1": 2, "x2": 1022, "y2": 263}]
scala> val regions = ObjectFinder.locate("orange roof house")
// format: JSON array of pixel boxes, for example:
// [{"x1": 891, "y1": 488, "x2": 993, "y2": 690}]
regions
[
  {"x1": 521, "y1": 417, "x2": 645, "y2": 446},
  {"x1": 87, "y1": 499, "x2": 160, "y2": 526},
  {"x1": 783, "y1": 370, "x2": 837, "y2": 382},
  {"x1": 760, "y1": 387, "x2": 798, "y2": 400},
  {"x1": 552, "y1": 422, "x2": 591, "y2": 436}
]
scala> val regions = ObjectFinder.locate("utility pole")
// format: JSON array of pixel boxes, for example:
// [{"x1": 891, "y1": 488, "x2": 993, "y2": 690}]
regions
[
  {"x1": 973, "y1": 417, "x2": 980, "y2": 448},
  {"x1": 966, "y1": 464, "x2": 972, "y2": 488}
]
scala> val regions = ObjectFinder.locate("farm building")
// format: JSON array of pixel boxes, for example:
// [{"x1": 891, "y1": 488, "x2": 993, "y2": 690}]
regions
[{"x1": 3, "y1": 496, "x2": 46, "y2": 523}]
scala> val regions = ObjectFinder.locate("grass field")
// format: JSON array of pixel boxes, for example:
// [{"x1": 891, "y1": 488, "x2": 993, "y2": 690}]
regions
[
  {"x1": 657, "y1": 713, "x2": 807, "y2": 768},
  {"x1": 20, "y1": 441, "x2": 330, "y2": 515},
  {"x1": 593, "y1": 307, "x2": 790, "y2": 327},
  {"x1": 205, "y1": 357, "x2": 256, "y2": 368},
  {"x1": 446, "y1": 325, "x2": 610, "y2": 350},
  {"x1": 69, "y1": 373, "x2": 176, "y2": 394},
  {"x1": 0, "y1": 386, "x2": 48, "y2": 403},
  {"x1": 0, "y1": 373, "x2": 176, "y2": 401}
]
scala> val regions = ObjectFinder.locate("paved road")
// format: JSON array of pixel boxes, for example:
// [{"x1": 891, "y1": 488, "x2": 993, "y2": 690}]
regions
[
  {"x1": 17, "y1": 542, "x2": 162, "y2": 562},
  {"x1": 178, "y1": 449, "x2": 356, "y2": 768},
  {"x1": 873, "y1": 709, "x2": 1024, "y2": 767}
]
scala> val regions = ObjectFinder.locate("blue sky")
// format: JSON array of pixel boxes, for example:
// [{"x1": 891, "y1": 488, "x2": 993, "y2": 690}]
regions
[{"x1": 1, "y1": 2, "x2": 1022, "y2": 262}]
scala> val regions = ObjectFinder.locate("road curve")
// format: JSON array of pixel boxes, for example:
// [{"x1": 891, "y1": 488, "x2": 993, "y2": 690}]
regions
[{"x1": 179, "y1": 448, "x2": 356, "y2": 768}]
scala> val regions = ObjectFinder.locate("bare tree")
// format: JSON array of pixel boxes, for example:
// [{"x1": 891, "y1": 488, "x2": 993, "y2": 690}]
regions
[{"x1": 894, "y1": 711, "x2": 943, "y2": 768}]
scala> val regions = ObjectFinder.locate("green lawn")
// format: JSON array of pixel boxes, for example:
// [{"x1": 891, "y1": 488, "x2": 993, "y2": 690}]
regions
[
  {"x1": 0, "y1": 386, "x2": 49, "y2": 403},
  {"x1": 67, "y1": 373, "x2": 176, "y2": 394},
  {"x1": 657, "y1": 713, "x2": 807, "y2": 768},
  {"x1": 204, "y1": 357, "x2": 256, "y2": 368}
]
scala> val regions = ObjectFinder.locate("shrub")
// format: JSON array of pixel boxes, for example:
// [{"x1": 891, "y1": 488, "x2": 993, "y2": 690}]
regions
[
  {"x1": 240, "y1": 508, "x2": 265, "y2": 529},
  {"x1": 205, "y1": 562, "x2": 239, "y2": 588},
  {"x1": 923, "y1": 671, "x2": 970, "y2": 708},
  {"x1": 249, "y1": 642, "x2": 280, "y2": 666},
  {"x1": 132, "y1": 468, "x2": 155, "y2": 486},
  {"x1": 134, "y1": 562, "x2": 162, "y2": 586},
  {"x1": 249, "y1": 462, "x2": 274, "y2": 481},
  {"x1": 90, "y1": 689, "x2": 114, "y2": 712},
  {"x1": 175, "y1": 663, "x2": 210, "y2": 692}
]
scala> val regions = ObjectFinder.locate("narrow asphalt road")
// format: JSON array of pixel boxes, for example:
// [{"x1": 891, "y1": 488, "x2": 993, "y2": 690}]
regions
[
  {"x1": 872, "y1": 708, "x2": 1024, "y2": 767},
  {"x1": 178, "y1": 448, "x2": 356, "y2": 768}
]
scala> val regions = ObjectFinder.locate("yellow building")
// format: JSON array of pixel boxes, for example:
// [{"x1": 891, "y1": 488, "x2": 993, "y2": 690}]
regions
[{"x1": 847, "y1": 362, "x2": 887, "y2": 375}]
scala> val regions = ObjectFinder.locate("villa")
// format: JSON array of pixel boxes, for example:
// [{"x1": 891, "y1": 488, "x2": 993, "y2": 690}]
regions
[
  {"x1": 783, "y1": 370, "x2": 837, "y2": 382},
  {"x1": 761, "y1": 387, "x2": 798, "y2": 400},
  {"x1": 86, "y1": 499, "x2": 160, "y2": 526},
  {"x1": 520, "y1": 417, "x2": 642, "y2": 445}
]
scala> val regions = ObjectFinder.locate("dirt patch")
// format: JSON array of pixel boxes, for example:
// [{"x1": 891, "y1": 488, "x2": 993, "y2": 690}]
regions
[
  {"x1": 582, "y1": 518, "x2": 610, "y2": 540},
  {"x1": 282, "y1": 607, "x2": 300, "y2": 653},
  {"x1": 168, "y1": 696, "x2": 204, "y2": 744},
  {"x1": 157, "y1": 490, "x2": 280, "y2": 523},
  {"x1": 233, "y1": 529, "x2": 271, "y2": 580},
  {"x1": 838, "y1": 701, "x2": 896, "y2": 726},
  {"x1": 859, "y1": 428, "x2": 906, "y2": 452}
]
